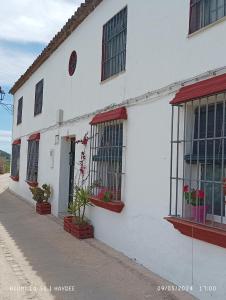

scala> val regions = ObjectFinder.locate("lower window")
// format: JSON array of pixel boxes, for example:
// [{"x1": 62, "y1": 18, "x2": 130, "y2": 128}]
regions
[
  {"x1": 89, "y1": 120, "x2": 125, "y2": 201},
  {"x1": 170, "y1": 92, "x2": 226, "y2": 228},
  {"x1": 26, "y1": 139, "x2": 39, "y2": 183},
  {"x1": 11, "y1": 142, "x2": 21, "y2": 179}
]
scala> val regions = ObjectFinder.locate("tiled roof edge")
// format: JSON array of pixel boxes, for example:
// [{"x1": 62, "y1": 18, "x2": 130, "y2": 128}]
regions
[{"x1": 9, "y1": 0, "x2": 103, "y2": 95}]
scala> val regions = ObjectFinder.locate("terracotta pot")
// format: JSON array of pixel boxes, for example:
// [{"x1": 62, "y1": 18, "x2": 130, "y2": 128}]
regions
[
  {"x1": 63, "y1": 216, "x2": 94, "y2": 239},
  {"x1": 89, "y1": 196, "x2": 124, "y2": 213},
  {"x1": 36, "y1": 202, "x2": 51, "y2": 215}
]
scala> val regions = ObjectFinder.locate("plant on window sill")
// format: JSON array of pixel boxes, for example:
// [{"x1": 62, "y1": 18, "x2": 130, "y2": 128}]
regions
[
  {"x1": 29, "y1": 184, "x2": 52, "y2": 215},
  {"x1": 183, "y1": 185, "x2": 207, "y2": 223},
  {"x1": 89, "y1": 188, "x2": 124, "y2": 213}
]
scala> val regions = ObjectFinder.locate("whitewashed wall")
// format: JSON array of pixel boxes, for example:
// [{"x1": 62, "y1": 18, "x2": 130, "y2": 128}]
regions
[{"x1": 10, "y1": 0, "x2": 226, "y2": 299}]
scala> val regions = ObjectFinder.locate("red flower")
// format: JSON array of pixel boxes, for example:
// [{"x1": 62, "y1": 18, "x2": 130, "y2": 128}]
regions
[
  {"x1": 197, "y1": 190, "x2": 204, "y2": 199},
  {"x1": 82, "y1": 136, "x2": 88, "y2": 145},
  {"x1": 183, "y1": 185, "x2": 189, "y2": 193}
]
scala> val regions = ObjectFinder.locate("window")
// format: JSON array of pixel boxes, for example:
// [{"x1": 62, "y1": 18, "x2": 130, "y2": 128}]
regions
[
  {"x1": 89, "y1": 108, "x2": 127, "y2": 202},
  {"x1": 170, "y1": 91, "x2": 226, "y2": 228},
  {"x1": 26, "y1": 134, "x2": 40, "y2": 183},
  {"x1": 34, "y1": 79, "x2": 44, "y2": 116},
  {"x1": 189, "y1": 0, "x2": 226, "y2": 33},
  {"x1": 17, "y1": 97, "x2": 23, "y2": 125},
  {"x1": 101, "y1": 7, "x2": 127, "y2": 81},
  {"x1": 11, "y1": 140, "x2": 21, "y2": 180}
]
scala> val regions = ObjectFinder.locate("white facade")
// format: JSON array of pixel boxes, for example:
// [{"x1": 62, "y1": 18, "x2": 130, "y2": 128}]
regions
[{"x1": 10, "y1": 1, "x2": 226, "y2": 299}]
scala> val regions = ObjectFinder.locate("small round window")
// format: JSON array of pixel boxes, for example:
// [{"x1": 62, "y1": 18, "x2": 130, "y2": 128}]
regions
[{"x1": 68, "y1": 51, "x2": 77, "y2": 76}]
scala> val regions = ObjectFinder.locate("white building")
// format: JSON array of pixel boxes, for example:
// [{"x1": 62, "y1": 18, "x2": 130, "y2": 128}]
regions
[{"x1": 9, "y1": 1, "x2": 226, "y2": 299}]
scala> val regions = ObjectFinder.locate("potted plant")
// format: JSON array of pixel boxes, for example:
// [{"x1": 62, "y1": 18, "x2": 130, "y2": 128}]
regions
[
  {"x1": 64, "y1": 185, "x2": 94, "y2": 239},
  {"x1": 64, "y1": 133, "x2": 94, "y2": 239},
  {"x1": 89, "y1": 185, "x2": 125, "y2": 213},
  {"x1": 30, "y1": 184, "x2": 52, "y2": 215},
  {"x1": 184, "y1": 186, "x2": 207, "y2": 223}
]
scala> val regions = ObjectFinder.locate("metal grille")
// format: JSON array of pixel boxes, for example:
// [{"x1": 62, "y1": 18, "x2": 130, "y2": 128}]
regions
[
  {"x1": 34, "y1": 79, "x2": 44, "y2": 116},
  {"x1": 11, "y1": 144, "x2": 20, "y2": 177},
  {"x1": 26, "y1": 140, "x2": 39, "y2": 182},
  {"x1": 89, "y1": 120, "x2": 125, "y2": 201},
  {"x1": 17, "y1": 97, "x2": 23, "y2": 125},
  {"x1": 101, "y1": 7, "x2": 127, "y2": 81},
  {"x1": 170, "y1": 92, "x2": 226, "y2": 228},
  {"x1": 189, "y1": 0, "x2": 226, "y2": 33}
]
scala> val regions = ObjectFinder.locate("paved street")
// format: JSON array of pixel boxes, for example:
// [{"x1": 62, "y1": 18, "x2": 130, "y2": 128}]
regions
[{"x1": 0, "y1": 174, "x2": 195, "y2": 300}]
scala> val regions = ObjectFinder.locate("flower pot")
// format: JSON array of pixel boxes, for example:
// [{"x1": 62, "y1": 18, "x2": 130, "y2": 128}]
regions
[
  {"x1": 183, "y1": 204, "x2": 192, "y2": 219},
  {"x1": 63, "y1": 216, "x2": 94, "y2": 239},
  {"x1": 36, "y1": 202, "x2": 51, "y2": 215},
  {"x1": 64, "y1": 216, "x2": 73, "y2": 233},
  {"x1": 89, "y1": 197, "x2": 124, "y2": 213},
  {"x1": 191, "y1": 205, "x2": 208, "y2": 223}
]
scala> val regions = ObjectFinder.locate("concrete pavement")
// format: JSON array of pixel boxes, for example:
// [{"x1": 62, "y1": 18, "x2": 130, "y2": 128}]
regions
[{"x1": 0, "y1": 174, "x2": 196, "y2": 300}]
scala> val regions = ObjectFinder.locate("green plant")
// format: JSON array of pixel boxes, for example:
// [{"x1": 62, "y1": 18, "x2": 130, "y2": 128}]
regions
[
  {"x1": 102, "y1": 191, "x2": 113, "y2": 202},
  {"x1": 30, "y1": 184, "x2": 51, "y2": 203},
  {"x1": 68, "y1": 133, "x2": 97, "y2": 225},
  {"x1": 183, "y1": 185, "x2": 205, "y2": 206},
  {"x1": 68, "y1": 185, "x2": 94, "y2": 224}
]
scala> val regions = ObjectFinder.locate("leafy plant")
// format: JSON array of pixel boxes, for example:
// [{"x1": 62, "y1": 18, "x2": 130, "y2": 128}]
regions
[
  {"x1": 68, "y1": 133, "x2": 95, "y2": 225},
  {"x1": 68, "y1": 185, "x2": 94, "y2": 225},
  {"x1": 98, "y1": 189, "x2": 112, "y2": 202},
  {"x1": 30, "y1": 184, "x2": 51, "y2": 203},
  {"x1": 183, "y1": 185, "x2": 205, "y2": 206}
]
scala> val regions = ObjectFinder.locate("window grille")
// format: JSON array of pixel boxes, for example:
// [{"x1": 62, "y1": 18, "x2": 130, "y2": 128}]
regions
[
  {"x1": 101, "y1": 7, "x2": 127, "y2": 81},
  {"x1": 170, "y1": 92, "x2": 226, "y2": 228},
  {"x1": 34, "y1": 79, "x2": 44, "y2": 116},
  {"x1": 17, "y1": 97, "x2": 23, "y2": 125},
  {"x1": 26, "y1": 140, "x2": 39, "y2": 182},
  {"x1": 89, "y1": 120, "x2": 125, "y2": 201},
  {"x1": 11, "y1": 144, "x2": 20, "y2": 178},
  {"x1": 189, "y1": 0, "x2": 226, "y2": 33}
]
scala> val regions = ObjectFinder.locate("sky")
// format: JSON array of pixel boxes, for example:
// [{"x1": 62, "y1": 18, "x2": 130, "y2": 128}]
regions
[{"x1": 0, "y1": 0, "x2": 82, "y2": 153}]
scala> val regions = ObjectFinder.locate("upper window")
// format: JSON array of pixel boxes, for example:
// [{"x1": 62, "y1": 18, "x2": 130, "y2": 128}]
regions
[
  {"x1": 189, "y1": 0, "x2": 226, "y2": 34},
  {"x1": 101, "y1": 7, "x2": 127, "y2": 81},
  {"x1": 34, "y1": 79, "x2": 44, "y2": 116},
  {"x1": 11, "y1": 140, "x2": 21, "y2": 180},
  {"x1": 17, "y1": 97, "x2": 23, "y2": 125},
  {"x1": 26, "y1": 134, "x2": 40, "y2": 183}
]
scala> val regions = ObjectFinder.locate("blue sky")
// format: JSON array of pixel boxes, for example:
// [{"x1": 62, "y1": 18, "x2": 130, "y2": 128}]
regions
[{"x1": 0, "y1": 0, "x2": 82, "y2": 153}]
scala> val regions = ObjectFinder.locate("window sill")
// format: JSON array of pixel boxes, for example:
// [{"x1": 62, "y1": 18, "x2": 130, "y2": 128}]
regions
[
  {"x1": 188, "y1": 15, "x2": 226, "y2": 38},
  {"x1": 10, "y1": 176, "x2": 19, "y2": 182},
  {"x1": 165, "y1": 216, "x2": 226, "y2": 249},
  {"x1": 89, "y1": 197, "x2": 124, "y2": 213},
  {"x1": 26, "y1": 180, "x2": 38, "y2": 187}
]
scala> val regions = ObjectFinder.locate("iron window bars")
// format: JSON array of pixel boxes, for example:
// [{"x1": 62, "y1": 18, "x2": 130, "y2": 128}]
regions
[
  {"x1": 11, "y1": 143, "x2": 20, "y2": 178},
  {"x1": 189, "y1": 0, "x2": 226, "y2": 34},
  {"x1": 89, "y1": 120, "x2": 125, "y2": 201},
  {"x1": 26, "y1": 140, "x2": 39, "y2": 182},
  {"x1": 170, "y1": 92, "x2": 226, "y2": 228},
  {"x1": 34, "y1": 79, "x2": 44, "y2": 116},
  {"x1": 101, "y1": 6, "x2": 127, "y2": 81},
  {"x1": 17, "y1": 97, "x2": 23, "y2": 125}
]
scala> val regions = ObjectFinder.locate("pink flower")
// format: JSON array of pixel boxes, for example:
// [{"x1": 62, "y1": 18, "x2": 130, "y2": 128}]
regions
[{"x1": 183, "y1": 185, "x2": 189, "y2": 193}]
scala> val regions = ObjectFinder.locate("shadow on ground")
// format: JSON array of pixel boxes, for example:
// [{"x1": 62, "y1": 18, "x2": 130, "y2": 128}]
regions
[{"x1": 0, "y1": 182, "x2": 196, "y2": 300}]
